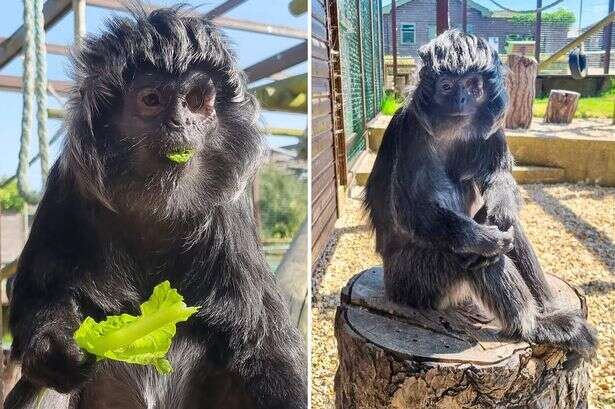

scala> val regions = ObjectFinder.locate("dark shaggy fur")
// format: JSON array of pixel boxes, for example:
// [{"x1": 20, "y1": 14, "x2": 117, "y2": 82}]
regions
[
  {"x1": 364, "y1": 30, "x2": 597, "y2": 358},
  {"x1": 6, "y1": 5, "x2": 306, "y2": 409}
]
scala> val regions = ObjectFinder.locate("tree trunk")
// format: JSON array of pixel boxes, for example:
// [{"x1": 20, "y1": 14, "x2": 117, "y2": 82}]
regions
[
  {"x1": 505, "y1": 54, "x2": 538, "y2": 129},
  {"x1": 545, "y1": 90, "x2": 580, "y2": 124},
  {"x1": 334, "y1": 267, "x2": 591, "y2": 409}
]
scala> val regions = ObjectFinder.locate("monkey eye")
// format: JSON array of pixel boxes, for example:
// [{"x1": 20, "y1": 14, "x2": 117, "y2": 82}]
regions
[
  {"x1": 440, "y1": 81, "x2": 453, "y2": 92},
  {"x1": 186, "y1": 88, "x2": 205, "y2": 111},
  {"x1": 135, "y1": 88, "x2": 165, "y2": 117}
]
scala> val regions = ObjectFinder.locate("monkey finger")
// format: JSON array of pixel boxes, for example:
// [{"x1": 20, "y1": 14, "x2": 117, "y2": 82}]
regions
[{"x1": 467, "y1": 255, "x2": 500, "y2": 270}]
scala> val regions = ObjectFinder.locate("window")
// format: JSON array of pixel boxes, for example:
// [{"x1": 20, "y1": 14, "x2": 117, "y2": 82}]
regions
[
  {"x1": 400, "y1": 23, "x2": 416, "y2": 44},
  {"x1": 467, "y1": 23, "x2": 474, "y2": 34},
  {"x1": 427, "y1": 25, "x2": 436, "y2": 40}
]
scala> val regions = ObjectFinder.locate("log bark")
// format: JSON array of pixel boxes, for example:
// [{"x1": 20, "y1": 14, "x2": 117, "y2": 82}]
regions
[
  {"x1": 545, "y1": 90, "x2": 580, "y2": 124},
  {"x1": 505, "y1": 54, "x2": 538, "y2": 129},
  {"x1": 334, "y1": 267, "x2": 591, "y2": 409}
]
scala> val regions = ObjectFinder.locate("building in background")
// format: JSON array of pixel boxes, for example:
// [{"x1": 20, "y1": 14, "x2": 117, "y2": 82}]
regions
[{"x1": 382, "y1": 0, "x2": 572, "y2": 56}]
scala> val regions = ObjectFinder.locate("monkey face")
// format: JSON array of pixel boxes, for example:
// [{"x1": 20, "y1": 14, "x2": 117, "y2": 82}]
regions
[
  {"x1": 116, "y1": 69, "x2": 219, "y2": 177},
  {"x1": 433, "y1": 72, "x2": 485, "y2": 117}
]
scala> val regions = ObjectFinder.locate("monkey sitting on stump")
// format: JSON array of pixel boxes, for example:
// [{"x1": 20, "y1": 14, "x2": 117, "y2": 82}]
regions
[{"x1": 364, "y1": 30, "x2": 597, "y2": 358}]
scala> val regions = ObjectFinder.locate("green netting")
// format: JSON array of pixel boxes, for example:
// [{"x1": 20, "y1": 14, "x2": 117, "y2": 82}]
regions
[{"x1": 338, "y1": 0, "x2": 384, "y2": 163}]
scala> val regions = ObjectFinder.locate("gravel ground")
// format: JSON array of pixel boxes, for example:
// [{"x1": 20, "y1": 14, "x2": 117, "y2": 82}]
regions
[{"x1": 311, "y1": 183, "x2": 615, "y2": 409}]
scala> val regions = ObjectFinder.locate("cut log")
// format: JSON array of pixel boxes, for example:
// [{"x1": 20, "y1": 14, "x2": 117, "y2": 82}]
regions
[
  {"x1": 334, "y1": 267, "x2": 591, "y2": 409},
  {"x1": 505, "y1": 54, "x2": 538, "y2": 129},
  {"x1": 545, "y1": 90, "x2": 580, "y2": 124}
]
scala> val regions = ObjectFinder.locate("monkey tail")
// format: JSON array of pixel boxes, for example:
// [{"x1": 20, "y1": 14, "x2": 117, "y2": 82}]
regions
[{"x1": 531, "y1": 309, "x2": 598, "y2": 359}]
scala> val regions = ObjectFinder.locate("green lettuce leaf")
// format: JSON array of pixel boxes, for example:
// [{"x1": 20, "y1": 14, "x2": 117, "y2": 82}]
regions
[
  {"x1": 74, "y1": 281, "x2": 199, "y2": 374},
  {"x1": 165, "y1": 149, "x2": 195, "y2": 164}
]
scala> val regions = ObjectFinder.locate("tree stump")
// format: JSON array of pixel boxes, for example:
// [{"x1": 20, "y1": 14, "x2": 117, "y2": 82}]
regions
[
  {"x1": 504, "y1": 54, "x2": 537, "y2": 129},
  {"x1": 334, "y1": 267, "x2": 591, "y2": 409},
  {"x1": 544, "y1": 90, "x2": 580, "y2": 124}
]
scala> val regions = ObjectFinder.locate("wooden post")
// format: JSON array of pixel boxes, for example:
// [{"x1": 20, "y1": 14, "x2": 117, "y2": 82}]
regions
[
  {"x1": 545, "y1": 90, "x2": 580, "y2": 124},
  {"x1": 534, "y1": 0, "x2": 542, "y2": 63},
  {"x1": 334, "y1": 267, "x2": 592, "y2": 408},
  {"x1": 72, "y1": 0, "x2": 86, "y2": 46},
  {"x1": 462, "y1": 0, "x2": 467, "y2": 33},
  {"x1": 391, "y1": 0, "x2": 398, "y2": 92},
  {"x1": 605, "y1": 0, "x2": 614, "y2": 74},
  {"x1": 436, "y1": 0, "x2": 449, "y2": 35},
  {"x1": 505, "y1": 55, "x2": 538, "y2": 129}
]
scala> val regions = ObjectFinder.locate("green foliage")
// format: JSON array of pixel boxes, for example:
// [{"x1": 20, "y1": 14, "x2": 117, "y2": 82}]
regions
[
  {"x1": 380, "y1": 91, "x2": 403, "y2": 116},
  {"x1": 510, "y1": 9, "x2": 575, "y2": 27},
  {"x1": 74, "y1": 281, "x2": 199, "y2": 374},
  {"x1": 0, "y1": 179, "x2": 25, "y2": 212},
  {"x1": 259, "y1": 164, "x2": 306, "y2": 240}
]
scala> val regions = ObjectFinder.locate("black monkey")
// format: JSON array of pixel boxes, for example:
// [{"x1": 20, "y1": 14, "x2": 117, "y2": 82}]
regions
[
  {"x1": 364, "y1": 30, "x2": 597, "y2": 357},
  {"x1": 6, "y1": 6, "x2": 306, "y2": 409}
]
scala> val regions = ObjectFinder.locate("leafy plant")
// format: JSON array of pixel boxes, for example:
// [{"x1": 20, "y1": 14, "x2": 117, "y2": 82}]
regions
[
  {"x1": 0, "y1": 179, "x2": 25, "y2": 212},
  {"x1": 74, "y1": 281, "x2": 199, "y2": 374},
  {"x1": 510, "y1": 9, "x2": 575, "y2": 27},
  {"x1": 259, "y1": 164, "x2": 306, "y2": 240},
  {"x1": 380, "y1": 91, "x2": 403, "y2": 116}
]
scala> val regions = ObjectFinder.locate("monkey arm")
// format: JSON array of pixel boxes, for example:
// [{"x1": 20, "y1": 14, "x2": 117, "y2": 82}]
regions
[
  {"x1": 395, "y1": 189, "x2": 513, "y2": 257},
  {"x1": 481, "y1": 131, "x2": 522, "y2": 231},
  {"x1": 9, "y1": 166, "x2": 95, "y2": 392}
]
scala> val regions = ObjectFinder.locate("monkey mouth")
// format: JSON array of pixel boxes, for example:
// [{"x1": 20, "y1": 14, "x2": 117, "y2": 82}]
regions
[{"x1": 165, "y1": 149, "x2": 195, "y2": 164}]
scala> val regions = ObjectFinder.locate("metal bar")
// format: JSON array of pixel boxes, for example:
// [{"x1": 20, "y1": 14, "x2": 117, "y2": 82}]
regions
[
  {"x1": 535, "y1": 0, "x2": 542, "y2": 63},
  {"x1": 0, "y1": 38, "x2": 68, "y2": 55},
  {"x1": 87, "y1": 0, "x2": 308, "y2": 39},
  {"x1": 604, "y1": 0, "x2": 614, "y2": 74},
  {"x1": 369, "y1": 0, "x2": 377, "y2": 116},
  {"x1": 462, "y1": 0, "x2": 468, "y2": 32},
  {"x1": 0, "y1": 0, "x2": 73, "y2": 69},
  {"x1": 0, "y1": 75, "x2": 72, "y2": 95},
  {"x1": 356, "y1": 0, "x2": 368, "y2": 127},
  {"x1": 436, "y1": 0, "x2": 449, "y2": 34},
  {"x1": 244, "y1": 41, "x2": 308, "y2": 83},
  {"x1": 539, "y1": 11, "x2": 615, "y2": 70},
  {"x1": 391, "y1": 0, "x2": 397, "y2": 89},
  {"x1": 73, "y1": 0, "x2": 86, "y2": 45},
  {"x1": 205, "y1": 0, "x2": 248, "y2": 19}
]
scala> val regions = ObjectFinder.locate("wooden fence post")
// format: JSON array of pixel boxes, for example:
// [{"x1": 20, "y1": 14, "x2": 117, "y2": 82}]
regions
[{"x1": 505, "y1": 54, "x2": 538, "y2": 129}]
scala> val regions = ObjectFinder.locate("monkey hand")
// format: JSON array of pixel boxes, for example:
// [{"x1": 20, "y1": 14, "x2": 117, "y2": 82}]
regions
[
  {"x1": 454, "y1": 225, "x2": 514, "y2": 258},
  {"x1": 487, "y1": 210, "x2": 516, "y2": 232},
  {"x1": 21, "y1": 328, "x2": 95, "y2": 393}
]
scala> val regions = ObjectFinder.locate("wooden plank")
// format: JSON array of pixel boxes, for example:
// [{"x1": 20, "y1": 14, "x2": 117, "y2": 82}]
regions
[
  {"x1": 311, "y1": 161, "x2": 335, "y2": 200},
  {"x1": 0, "y1": 75, "x2": 72, "y2": 95},
  {"x1": 311, "y1": 38, "x2": 329, "y2": 61},
  {"x1": 311, "y1": 202, "x2": 336, "y2": 263},
  {"x1": 87, "y1": 0, "x2": 308, "y2": 39},
  {"x1": 312, "y1": 97, "x2": 332, "y2": 117},
  {"x1": 311, "y1": 129, "x2": 333, "y2": 158},
  {"x1": 312, "y1": 184, "x2": 336, "y2": 229},
  {"x1": 0, "y1": 0, "x2": 72, "y2": 69},
  {"x1": 311, "y1": 76, "x2": 331, "y2": 98},
  {"x1": 311, "y1": 112, "x2": 333, "y2": 135},
  {"x1": 205, "y1": 0, "x2": 248, "y2": 19},
  {"x1": 312, "y1": 18, "x2": 327, "y2": 43},
  {"x1": 311, "y1": 58, "x2": 330, "y2": 79},
  {"x1": 312, "y1": 0, "x2": 327, "y2": 25},
  {"x1": 0, "y1": 37, "x2": 68, "y2": 56},
  {"x1": 245, "y1": 41, "x2": 307, "y2": 83}
]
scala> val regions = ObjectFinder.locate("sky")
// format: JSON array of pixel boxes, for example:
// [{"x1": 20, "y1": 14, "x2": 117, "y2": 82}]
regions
[{"x1": 0, "y1": 0, "x2": 307, "y2": 189}]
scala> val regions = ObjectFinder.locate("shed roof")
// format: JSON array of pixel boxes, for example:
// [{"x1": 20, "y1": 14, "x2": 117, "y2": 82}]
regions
[{"x1": 382, "y1": 0, "x2": 492, "y2": 17}]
